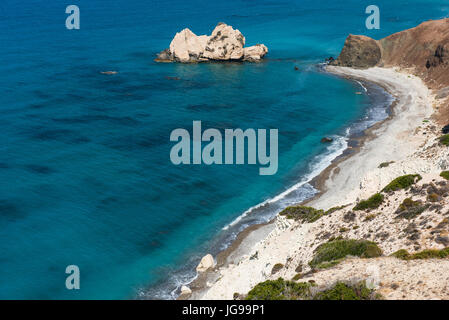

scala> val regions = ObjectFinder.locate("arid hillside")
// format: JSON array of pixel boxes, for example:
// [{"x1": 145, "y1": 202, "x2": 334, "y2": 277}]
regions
[{"x1": 332, "y1": 18, "x2": 449, "y2": 123}]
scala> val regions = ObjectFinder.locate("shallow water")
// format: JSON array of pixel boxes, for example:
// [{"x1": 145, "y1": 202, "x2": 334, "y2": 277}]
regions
[{"x1": 0, "y1": 0, "x2": 447, "y2": 299}]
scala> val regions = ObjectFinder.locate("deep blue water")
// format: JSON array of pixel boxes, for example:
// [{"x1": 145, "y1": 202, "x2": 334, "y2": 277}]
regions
[{"x1": 0, "y1": 0, "x2": 447, "y2": 299}]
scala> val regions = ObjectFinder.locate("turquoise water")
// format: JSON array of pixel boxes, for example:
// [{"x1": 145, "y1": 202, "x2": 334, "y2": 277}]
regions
[{"x1": 0, "y1": 0, "x2": 447, "y2": 299}]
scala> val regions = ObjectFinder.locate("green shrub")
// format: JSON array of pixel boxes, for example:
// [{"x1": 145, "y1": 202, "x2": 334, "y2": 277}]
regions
[
  {"x1": 245, "y1": 278, "x2": 313, "y2": 300},
  {"x1": 378, "y1": 161, "x2": 394, "y2": 168},
  {"x1": 279, "y1": 206, "x2": 325, "y2": 223},
  {"x1": 309, "y1": 239, "x2": 382, "y2": 268},
  {"x1": 292, "y1": 273, "x2": 302, "y2": 281},
  {"x1": 440, "y1": 134, "x2": 449, "y2": 146},
  {"x1": 391, "y1": 248, "x2": 449, "y2": 260},
  {"x1": 412, "y1": 248, "x2": 449, "y2": 259},
  {"x1": 325, "y1": 205, "x2": 348, "y2": 215},
  {"x1": 314, "y1": 281, "x2": 377, "y2": 300},
  {"x1": 314, "y1": 259, "x2": 342, "y2": 269},
  {"x1": 382, "y1": 174, "x2": 422, "y2": 192},
  {"x1": 440, "y1": 171, "x2": 449, "y2": 180},
  {"x1": 271, "y1": 263, "x2": 284, "y2": 274},
  {"x1": 364, "y1": 214, "x2": 377, "y2": 221},
  {"x1": 353, "y1": 193, "x2": 384, "y2": 211},
  {"x1": 391, "y1": 249, "x2": 411, "y2": 260}
]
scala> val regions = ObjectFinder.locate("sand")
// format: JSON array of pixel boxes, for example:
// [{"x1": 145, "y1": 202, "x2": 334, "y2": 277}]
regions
[{"x1": 188, "y1": 66, "x2": 449, "y2": 300}]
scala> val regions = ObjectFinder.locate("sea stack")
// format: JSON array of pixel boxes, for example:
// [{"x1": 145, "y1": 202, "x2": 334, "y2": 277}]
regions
[{"x1": 155, "y1": 23, "x2": 268, "y2": 63}]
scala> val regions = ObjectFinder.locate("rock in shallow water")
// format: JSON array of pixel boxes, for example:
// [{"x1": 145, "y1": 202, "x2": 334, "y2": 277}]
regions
[
  {"x1": 196, "y1": 254, "x2": 215, "y2": 272},
  {"x1": 156, "y1": 23, "x2": 268, "y2": 63}
]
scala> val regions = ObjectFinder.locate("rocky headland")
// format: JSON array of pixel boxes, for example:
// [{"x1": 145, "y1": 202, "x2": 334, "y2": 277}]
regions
[
  {"x1": 331, "y1": 18, "x2": 449, "y2": 124},
  {"x1": 155, "y1": 23, "x2": 268, "y2": 63},
  {"x1": 181, "y1": 18, "x2": 449, "y2": 300}
]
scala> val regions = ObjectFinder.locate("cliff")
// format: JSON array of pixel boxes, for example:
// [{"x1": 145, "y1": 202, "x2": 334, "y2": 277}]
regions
[{"x1": 332, "y1": 18, "x2": 449, "y2": 123}]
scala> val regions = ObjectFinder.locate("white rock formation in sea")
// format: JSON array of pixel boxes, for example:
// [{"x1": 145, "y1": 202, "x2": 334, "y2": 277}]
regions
[
  {"x1": 196, "y1": 254, "x2": 215, "y2": 272},
  {"x1": 156, "y1": 23, "x2": 268, "y2": 63},
  {"x1": 243, "y1": 44, "x2": 269, "y2": 62}
]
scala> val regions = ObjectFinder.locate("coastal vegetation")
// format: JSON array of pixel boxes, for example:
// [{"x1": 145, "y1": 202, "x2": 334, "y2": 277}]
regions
[
  {"x1": 271, "y1": 263, "x2": 284, "y2": 274},
  {"x1": 245, "y1": 278, "x2": 313, "y2": 300},
  {"x1": 395, "y1": 198, "x2": 428, "y2": 219},
  {"x1": 382, "y1": 174, "x2": 422, "y2": 192},
  {"x1": 246, "y1": 279, "x2": 381, "y2": 300},
  {"x1": 378, "y1": 161, "x2": 394, "y2": 168},
  {"x1": 353, "y1": 193, "x2": 384, "y2": 211},
  {"x1": 391, "y1": 247, "x2": 449, "y2": 260},
  {"x1": 439, "y1": 134, "x2": 449, "y2": 146},
  {"x1": 309, "y1": 239, "x2": 382, "y2": 269},
  {"x1": 440, "y1": 171, "x2": 449, "y2": 180},
  {"x1": 279, "y1": 206, "x2": 325, "y2": 223},
  {"x1": 314, "y1": 281, "x2": 381, "y2": 300}
]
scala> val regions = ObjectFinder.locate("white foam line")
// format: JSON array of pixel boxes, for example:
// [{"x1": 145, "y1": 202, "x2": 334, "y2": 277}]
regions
[
  {"x1": 222, "y1": 136, "x2": 348, "y2": 230},
  {"x1": 356, "y1": 80, "x2": 368, "y2": 92}
]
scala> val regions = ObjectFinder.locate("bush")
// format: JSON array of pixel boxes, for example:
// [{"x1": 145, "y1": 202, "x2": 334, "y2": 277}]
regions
[
  {"x1": 391, "y1": 249, "x2": 411, "y2": 260},
  {"x1": 378, "y1": 161, "x2": 394, "y2": 168},
  {"x1": 440, "y1": 134, "x2": 449, "y2": 146},
  {"x1": 353, "y1": 193, "x2": 384, "y2": 211},
  {"x1": 271, "y1": 263, "x2": 284, "y2": 274},
  {"x1": 309, "y1": 239, "x2": 382, "y2": 268},
  {"x1": 314, "y1": 281, "x2": 378, "y2": 300},
  {"x1": 246, "y1": 278, "x2": 313, "y2": 300},
  {"x1": 246, "y1": 279, "x2": 381, "y2": 300},
  {"x1": 382, "y1": 174, "x2": 422, "y2": 192},
  {"x1": 440, "y1": 171, "x2": 449, "y2": 180},
  {"x1": 391, "y1": 247, "x2": 449, "y2": 260},
  {"x1": 325, "y1": 205, "x2": 348, "y2": 215},
  {"x1": 292, "y1": 273, "x2": 302, "y2": 281},
  {"x1": 279, "y1": 206, "x2": 325, "y2": 223}
]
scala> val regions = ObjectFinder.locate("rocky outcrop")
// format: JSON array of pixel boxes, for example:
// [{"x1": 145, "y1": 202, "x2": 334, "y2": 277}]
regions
[
  {"x1": 156, "y1": 23, "x2": 268, "y2": 63},
  {"x1": 331, "y1": 18, "x2": 449, "y2": 124},
  {"x1": 331, "y1": 18, "x2": 449, "y2": 88},
  {"x1": 196, "y1": 254, "x2": 215, "y2": 273},
  {"x1": 331, "y1": 35, "x2": 381, "y2": 69},
  {"x1": 243, "y1": 44, "x2": 268, "y2": 62}
]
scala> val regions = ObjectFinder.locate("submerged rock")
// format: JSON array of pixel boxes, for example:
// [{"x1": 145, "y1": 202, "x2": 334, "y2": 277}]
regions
[
  {"x1": 156, "y1": 23, "x2": 268, "y2": 63},
  {"x1": 321, "y1": 137, "x2": 333, "y2": 143}
]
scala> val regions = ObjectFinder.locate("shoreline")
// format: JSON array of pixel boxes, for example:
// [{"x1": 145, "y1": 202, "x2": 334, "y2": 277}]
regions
[
  {"x1": 189, "y1": 65, "x2": 446, "y2": 300},
  {"x1": 177, "y1": 65, "x2": 397, "y2": 300}
]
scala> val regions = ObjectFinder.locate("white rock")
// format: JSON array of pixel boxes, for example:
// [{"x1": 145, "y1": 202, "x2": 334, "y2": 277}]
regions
[
  {"x1": 180, "y1": 285, "x2": 192, "y2": 295},
  {"x1": 202, "y1": 23, "x2": 245, "y2": 60},
  {"x1": 169, "y1": 28, "x2": 209, "y2": 63},
  {"x1": 243, "y1": 44, "x2": 268, "y2": 62},
  {"x1": 196, "y1": 254, "x2": 215, "y2": 273},
  {"x1": 157, "y1": 23, "x2": 267, "y2": 63}
]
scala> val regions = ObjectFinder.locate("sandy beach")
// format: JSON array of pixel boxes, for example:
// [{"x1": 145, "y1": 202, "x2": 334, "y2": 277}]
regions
[{"x1": 187, "y1": 66, "x2": 449, "y2": 300}]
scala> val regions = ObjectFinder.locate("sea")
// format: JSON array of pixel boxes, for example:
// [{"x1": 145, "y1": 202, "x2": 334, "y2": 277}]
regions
[{"x1": 0, "y1": 0, "x2": 447, "y2": 299}]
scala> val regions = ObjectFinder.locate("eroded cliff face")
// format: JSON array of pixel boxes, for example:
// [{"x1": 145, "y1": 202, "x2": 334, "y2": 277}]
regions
[
  {"x1": 331, "y1": 35, "x2": 381, "y2": 69},
  {"x1": 332, "y1": 18, "x2": 449, "y2": 87},
  {"x1": 331, "y1": 18, "x2": 449, "y2": 123}
]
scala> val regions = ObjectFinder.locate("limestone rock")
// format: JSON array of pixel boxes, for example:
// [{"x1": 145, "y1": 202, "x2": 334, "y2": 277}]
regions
[
  {"x1": 156, "y1": 23, "x2": 267, "y2": 63},
  {"x1": 169, "y1": 28, "x2": 209, "y2": 63},
  {"x1": 196, "y1": 254, "x2": 215, "y2": 273},
  {"x1": 202, "y1": 23, "x2": 245, "y2": 60},
  {"x1": 180, "y1": 285, "x2": 192, "y2": 295},
  {"x1": 243, "y1": 44, "x2": 268, "y2": 62}
]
